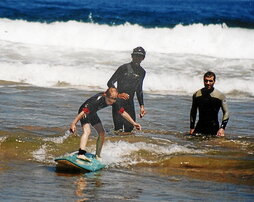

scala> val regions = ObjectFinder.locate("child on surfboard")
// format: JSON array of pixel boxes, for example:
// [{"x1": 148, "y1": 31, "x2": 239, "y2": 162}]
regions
[{"x1": 69, "y1": 87, "x2": 141, "y2": 161}]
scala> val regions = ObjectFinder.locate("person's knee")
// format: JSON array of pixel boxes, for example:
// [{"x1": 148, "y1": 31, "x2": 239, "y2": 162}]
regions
[
  {"x1": 81, "y1": 131, "x2": 90, "y2": 139},
  {"x1": 82, "y1": 125, "x2": 91, "y2": 137},
  {"x1": 93, "y1": 123, "x2": 105, "y2": 137},
  {"x1": 98, "y1": 131, "x2": 105, "y2": 138}
]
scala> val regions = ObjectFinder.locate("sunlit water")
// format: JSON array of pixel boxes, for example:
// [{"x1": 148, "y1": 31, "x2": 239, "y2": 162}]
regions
[{"x1": 0, "y1": 83, "x2": 253, "y2": 201}]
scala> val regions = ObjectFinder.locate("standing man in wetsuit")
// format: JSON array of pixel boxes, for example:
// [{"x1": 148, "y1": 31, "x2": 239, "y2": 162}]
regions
[
  {"x1": 69, "y1": 87, "x2": 141, "y2": 161},
  {"x1": 190, "y1": 71, "x2": 229, "y2": 136},
  {"x1": 107, "y1": 47, "x2": 146, "y2": 132}
]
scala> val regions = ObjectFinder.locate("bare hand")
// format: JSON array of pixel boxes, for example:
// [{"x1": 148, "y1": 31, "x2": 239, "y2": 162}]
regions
[
  {"x1": 70, "y1": 123, "x2": 76, "y2": 133},
  {"x1": 140, "y1": 106, "x2": 146, "y2": 118},
  {"x1": 189, "y1": 129, "x2": 195, "y2": 135},
  {"x1": 118, "y1": 93, "x2": 130, "y2": 100},
  {"x1": 134, "y1": 123, "x2": 141, "y2": 130},
  {"x1": 216, "y1": 128, "x2": 225, "y2": 137}
]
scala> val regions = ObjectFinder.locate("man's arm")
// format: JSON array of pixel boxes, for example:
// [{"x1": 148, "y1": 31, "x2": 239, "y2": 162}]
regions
[
  {"x1": 217, "y1": 96, "x2": 229, "y2": 137},
  {"x1": 136, "y1": 72, "x2": 146, "y2": 118},
  {"x1": 190, "y1": 94, "x2": 197, "y2": 134},
  {"x1": 107, "y1": 66, "x2": 123, "y2": 88},
  {"x1": 220, "y1": 97, "x2": 229, "y2": 129}
]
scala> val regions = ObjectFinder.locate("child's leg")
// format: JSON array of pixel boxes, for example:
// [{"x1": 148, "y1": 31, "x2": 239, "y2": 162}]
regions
[
  {"x1": 93, "y1": 123, "x2": 105, "y2": 158},
  {"x1": 77, "y1": 123, "x2": 91, "y2": 161}
]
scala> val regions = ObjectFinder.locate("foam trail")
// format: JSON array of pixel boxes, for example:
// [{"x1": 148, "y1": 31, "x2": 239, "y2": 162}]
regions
[
  {"x1": 44, "y1": 130, "x2": 73, "y2": 144},
  {"x1": 100, "y1": 140, "x2": 202, "y2": 166},
  {"x1": 32, "y1": 144, "x2": 48, "y2": 162}
]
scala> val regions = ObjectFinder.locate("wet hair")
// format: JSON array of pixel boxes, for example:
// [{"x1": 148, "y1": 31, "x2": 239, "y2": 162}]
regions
[
  {"x1": 105, "y1": 87, "x2": 118, "y2": 97},
  {"x1": 204, "y1": 71, "x2": 216, "y2": 81}
]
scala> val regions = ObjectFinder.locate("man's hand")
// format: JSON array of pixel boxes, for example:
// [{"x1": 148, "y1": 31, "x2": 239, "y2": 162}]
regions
[
  {"x1": 216, "y1": 128, "x2": 225, "y2": 137},
  {"x1": 118, "y1": 93, "x2": 129, "y2": 100},
  {"x1": 189, "y1": 129, "x2": 195, "y2": 135},
  {"x1": 140, "y1": 105, "x2": 146, "y2": 118}
]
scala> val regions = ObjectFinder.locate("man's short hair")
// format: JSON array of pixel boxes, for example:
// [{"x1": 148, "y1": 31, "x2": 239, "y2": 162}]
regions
[{"x1": 204, "y1": 71, "x2": 216, "y2": 81}]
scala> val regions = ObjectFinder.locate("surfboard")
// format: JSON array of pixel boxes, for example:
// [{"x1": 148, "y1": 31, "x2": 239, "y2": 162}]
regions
[{"x1": 55, "y1": 152, "x2": 105, "y2": 172}]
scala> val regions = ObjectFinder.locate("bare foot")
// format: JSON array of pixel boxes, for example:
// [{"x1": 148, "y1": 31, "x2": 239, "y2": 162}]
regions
[
  {"x1": 77, "y1": 154, "x2": 91, "y2": 162},
  {"x1": 95, "y1": 155, "x2": 102, "y2": 162}
]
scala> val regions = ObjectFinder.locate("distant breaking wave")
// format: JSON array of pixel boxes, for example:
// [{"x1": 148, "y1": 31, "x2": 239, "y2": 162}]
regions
[
  {"x1": 1, "y1": 19, "x2": 254, "y2": 59},
  {"x1": 0, "y1": 18, "x2": 254, "y2": 97}
]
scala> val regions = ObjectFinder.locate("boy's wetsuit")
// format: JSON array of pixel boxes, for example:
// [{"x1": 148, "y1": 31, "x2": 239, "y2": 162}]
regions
[
  {"x1": 107, "y1": 62, "x2": 146, "y2": 132},
  {"x1": 78, "y1": 92, "x2": 123, "y2": 126},
  {"x1": 190, "y1": 87, "x2": 229, "y2": 135}
]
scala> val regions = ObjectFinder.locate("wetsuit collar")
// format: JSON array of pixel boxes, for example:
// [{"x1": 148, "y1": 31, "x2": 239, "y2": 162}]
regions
[
  {"x1": 131, "y1": 61, "x2": 141, "y2": 67},
  {"x1": 202, "y1": 87, "x2": 214, "y2": 95}
]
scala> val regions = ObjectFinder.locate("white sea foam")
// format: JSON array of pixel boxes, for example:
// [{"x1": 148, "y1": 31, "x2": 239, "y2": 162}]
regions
[
  {"x1": 32, "y1": 144, "x2": 48, "y2": 162},
  {"x1": 43, "y1": 130, "x2": 72, "y2": 144},
  {"x1": 100, "y1": 140, "x2": 202, "y2": 167},
  {"x1": 1, "y1": 19, "x2": 254, "y2": 59},
  {"x1": 0, "y1": 136, "x2": 7, "y2": 144},
  {"x1": 0, "y1": 19, "x2": 253, "y2": 97}
]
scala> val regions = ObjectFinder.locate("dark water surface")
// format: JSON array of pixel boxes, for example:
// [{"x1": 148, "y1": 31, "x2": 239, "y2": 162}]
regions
[{"x1": 1, "y1": 0, "x2": 253, "y2": 28}]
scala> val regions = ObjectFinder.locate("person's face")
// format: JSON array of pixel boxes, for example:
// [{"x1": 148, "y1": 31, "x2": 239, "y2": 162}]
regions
[
  {"x1": 204, "y1": 76, "x2": 215, "y2": 90},
  {"x1": 131, "y1": 54, "x2": 144, "y2": 65},
  {"x1": 105, "y1": 93, "x2": 118, "y2": 105}
]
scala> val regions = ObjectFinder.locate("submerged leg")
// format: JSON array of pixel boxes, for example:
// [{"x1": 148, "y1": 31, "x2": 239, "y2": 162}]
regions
[
  {"x1": 123, "y1": 101, "x2": 136, "y2": 132},
  {"x1": 112, "y1": 104, "x2": 124, "y2": 131}
]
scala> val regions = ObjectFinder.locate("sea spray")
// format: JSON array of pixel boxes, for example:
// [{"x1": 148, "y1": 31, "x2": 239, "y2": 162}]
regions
[{"x1": 100, "y1": 140, "x2": 203, "y2": 167}]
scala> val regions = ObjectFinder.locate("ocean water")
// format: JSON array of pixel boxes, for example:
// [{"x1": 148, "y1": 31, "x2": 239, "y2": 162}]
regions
[{"x1": 0, "y1": 0, "x2": 254, "y2": 201}]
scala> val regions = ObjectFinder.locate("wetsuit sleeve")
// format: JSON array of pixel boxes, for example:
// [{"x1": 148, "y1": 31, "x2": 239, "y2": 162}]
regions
[
  {"x1": 118, "y1": 107, "x2": 125, "y2": 114},
  {"x1": 82, "y1": 101, "x2": 97, "y2": 115},
  {"x1": 220, "y1": 96, "x2": 229, "y2": 129},
  {"x1": 107, "y1": 66, "x2": 123, "y2": 88},
  {"x1": 113, "y1": 101, "x2": 125, "y2": 114},
  {"x1": 82, "y1": 107, "x2": 90, "y2": 114},
  {"x1": 136, "y1": 71, "x2": 146, "y2": 106},
  {"x1": 190, "y1": 93, "x2": 197, "y2": 129}
]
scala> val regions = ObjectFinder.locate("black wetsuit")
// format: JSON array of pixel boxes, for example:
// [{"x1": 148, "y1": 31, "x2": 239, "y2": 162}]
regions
[
  {"x1": 78, "y1": 93, "x2": 122, "y2": 126},
  {"x1": 190, "y1": 88, "x2": 229, "y2": 135},
  {"x1": 107, "y1": 62, "x2": 146, "y2": 132}
]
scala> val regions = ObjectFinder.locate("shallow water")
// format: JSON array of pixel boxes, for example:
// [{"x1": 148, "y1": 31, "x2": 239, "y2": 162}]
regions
[
  {"x1": 1, "y1": 0, "x2": 254, "y2": 200},
  {"x1": 0, "y1": 82, "x2": 253, "y2": 201},
  {"x1": 1, "y1": 162, "x2": 253, "y2": 201}
]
